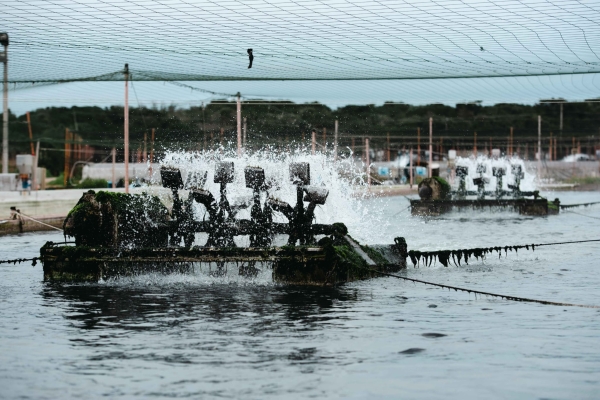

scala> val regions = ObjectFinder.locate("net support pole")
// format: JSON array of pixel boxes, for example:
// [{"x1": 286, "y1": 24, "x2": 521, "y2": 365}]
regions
[
  {"x1": 243, "y1": 117, "x2": 247, "y2": 149},
  {"x1": 112, "y1": 148, "x2": 116, "y2": 189},
  {"x1": 366, "y1": 138, "x2": 371, "y2": 187},
  {"x1": 334, "y1": 119, "x2": 338, "y2": 161},
  {"x1": 33, "y1": 141, "x2": 39, "y2": 191},
  {"x1": 124, "y1": 63, "x2": 129, "y2": 193},
  {"x1": 236, "y1": 92, "x2": 241, "y2": 157},
  {"x1": 538, "y1": 115, "x2": 542, "y2": 182},
  {"x1": 2, "y1": 39, "x2": 8, "y2": 174},
  {"x1": 409, "y1": 147, "x2": 413, "y2": 187},
  {"x1": 429, "y1": 117, "x2": 433, "y2": 177}
]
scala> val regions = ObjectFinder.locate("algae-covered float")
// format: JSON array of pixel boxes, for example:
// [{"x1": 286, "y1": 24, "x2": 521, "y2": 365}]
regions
[
  {"x1": 41, "y1": 162, "x2": 407, "y2": 285},
  {"x1": 411, "y1": 164, "x2": 560, "y2": 216}
]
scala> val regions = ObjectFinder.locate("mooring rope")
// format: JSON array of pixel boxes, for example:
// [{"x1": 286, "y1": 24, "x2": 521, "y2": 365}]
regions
[
  {"x1": 0, "y1": 257, "x2": 40, "y2": 266},
  {"x1": 408, "y1": 239, "x2": 600, "y2": 268},
  {"x1": 560, "y1": 201, "x2": 600, "y2": 209},
  {"x1": 563, "y1": 210, "x2": 600, "y2": 220},
  {"x1": 367, "y1": 268, "x2": 600, "y2": 308},
  {"x1": 15, "y1": 212, "x2": 64, "y2": 232}
]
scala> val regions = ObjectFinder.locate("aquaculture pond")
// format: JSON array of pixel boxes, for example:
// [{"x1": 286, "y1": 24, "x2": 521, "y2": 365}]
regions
[{"x1": 1, "y1": 191, "x2": 600, "y2": 399}]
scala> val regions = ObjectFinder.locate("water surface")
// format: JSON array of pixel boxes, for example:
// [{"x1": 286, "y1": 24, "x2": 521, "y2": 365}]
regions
[{"x1": 1, "y1": 191, "x2": 600, "y2": 399}]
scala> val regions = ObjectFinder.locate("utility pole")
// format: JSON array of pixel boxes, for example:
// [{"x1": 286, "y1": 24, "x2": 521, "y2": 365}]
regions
[
  {"x1": 428, "y1": 117, "x2": 433, "y2": 177},
  {"x1": 236, "y1": 92, "x2": 241, "y2": 157},
  {"x1": 124, "y1": 63, "x2": 130, "y2": 193},
  {"x1": 334, "y1": 119, "x2": 338, "y2": 161},
  {"x1": 1, "y1": 33, "x2": 8, "y2": 174}
]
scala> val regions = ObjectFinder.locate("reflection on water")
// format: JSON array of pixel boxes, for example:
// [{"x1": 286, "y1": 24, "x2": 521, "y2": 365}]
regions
[{"x1": 42, "y1": 282, "x2": 358, "y2": 332}]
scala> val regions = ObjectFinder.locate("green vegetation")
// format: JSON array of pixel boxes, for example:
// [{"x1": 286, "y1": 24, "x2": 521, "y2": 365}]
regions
[
  {"x1": 432, "y1": 176, "x2": 451, "y2": 199},
  {"x1": 5, "y1": 102, "x2": 600, "y2": 175},
  {"x1": 564, "y1": 177, "x2": 600, "y2": 185},
  {"x1": 78, "y1": 178, "x2": 108, "y2": 189}
]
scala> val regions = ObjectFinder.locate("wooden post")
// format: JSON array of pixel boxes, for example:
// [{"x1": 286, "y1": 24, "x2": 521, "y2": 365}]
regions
[
  {"x1": 143, "y1": 132, "x2": 147, "y2": 163},
  {"x1": 236, "y1": 92, "x2": 241, "y2": 157},
  {"x1": 64, "y1": 128, "x2": 70, "y2": 186},
  {"x1": 322, "y1": 128, "x2": 326, "y2": 152},
  {"x1": 386, "y1": 132, "x2": 390, "y2": 162},
  {"x1": 32, "y1": 141, "x2": 40, "y2": 191},
  {"x1": 366, "y1": 138, "x2": 370, "y2": 187},
  {"x1": 409, "y1": 148, "x2": 413, "y2": 188},
  {"x1": 428, "y1": 118, "x2": 433, "y2": 177},
  {"x1": 549, "y1": 132, "x2": 553, "y2": 161},
  {"x1": 243, "y1": 117, "x2": 247, "y2": 149},
  {"x1": 554, "y1": 138, "x2": 557, "y2": 161},
  {"x1": 26, "y1": 112, "x2": 34, "y2": 155},
  {"x1": 473, "y1": 131, "x2": 477, "y2": 156},
  {"x1": 220, "y1": 128, "x2": 223, "y2": 147},
  {"x1": 112, "y1": 147, "x2": 116, "y2": 189},
  {"x1": 311, "y1": 129, "x2": 316, "y2": 155},
  {"x1": 509, "y1": 126, "x2": 513, "y2": 156},
  {"x1": 351, "y1": 137, "x2": 355, "y2": 154},
  {"x1": 149, "y1": 128, "x2": 155, "y2": 176},
  {"x1": 334, "y1": 119, "x2": 338, "y2": 161},
  {"x1": 124, "y1": 63, "x2": 129, "y2": 193},
  {"x1": 417, "y1": 127, "x2": 421, "y2": 165}
]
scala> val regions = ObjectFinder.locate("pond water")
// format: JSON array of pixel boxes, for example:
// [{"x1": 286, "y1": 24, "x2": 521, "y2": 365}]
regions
[{"x1": 1, "y1": 191, "x2": 600, "y2": 399}]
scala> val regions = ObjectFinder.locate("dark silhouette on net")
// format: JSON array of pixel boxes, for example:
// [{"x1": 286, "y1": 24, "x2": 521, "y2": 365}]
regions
[{"x1": 247, "y1": 49, "x2": 254, "y2": 68}]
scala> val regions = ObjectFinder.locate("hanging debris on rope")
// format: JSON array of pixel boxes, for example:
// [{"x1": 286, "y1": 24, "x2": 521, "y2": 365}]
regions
[{"x1": 408, "y1": 239, "x2": 600, "y2": 267}]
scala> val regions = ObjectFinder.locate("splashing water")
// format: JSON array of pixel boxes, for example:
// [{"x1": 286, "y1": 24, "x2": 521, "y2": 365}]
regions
[{"x1": 144, "y1": 147, "x2": 393, "y2": 245}]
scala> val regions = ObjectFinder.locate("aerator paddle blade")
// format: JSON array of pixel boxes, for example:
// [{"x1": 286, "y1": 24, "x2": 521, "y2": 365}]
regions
[
  {"x1": 289, "y1": 162, "x2": 310, "y2": 186},
  {"x1": 303, "y1": 186, "x2": 329, "y2": 205},
  {"x1": 185, "y1": 171, "x2": 208, "y2": 190},
  {"x1": 214, "y1": 161, "x2": 235, "y2": 184},
  {"x1": 160, "y1": 167, "x2": 184, "y2": 190}
]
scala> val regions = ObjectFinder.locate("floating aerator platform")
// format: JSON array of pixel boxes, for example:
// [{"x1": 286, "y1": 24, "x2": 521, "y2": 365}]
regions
[
  {"x1": 411, "y1": 163, "x2": 560, "y2": 216},
  {"x1": 42, "y1": 162, "x2": 407, "y2": 284}
]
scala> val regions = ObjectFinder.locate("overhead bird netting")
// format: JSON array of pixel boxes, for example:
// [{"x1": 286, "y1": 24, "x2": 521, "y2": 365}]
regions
[{"x1": 3, "y1": 0, "x2": 600, "y2": 106}]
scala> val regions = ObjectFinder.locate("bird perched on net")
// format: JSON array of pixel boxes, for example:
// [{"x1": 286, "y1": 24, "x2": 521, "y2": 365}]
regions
[{"x1": 247, "y1": 49, "x2": 254, "y2": 68}]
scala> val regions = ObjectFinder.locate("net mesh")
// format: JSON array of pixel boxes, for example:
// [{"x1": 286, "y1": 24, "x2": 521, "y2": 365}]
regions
[{"x1": 4, "y1": 0, "x2": 600, "y2": 85}]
